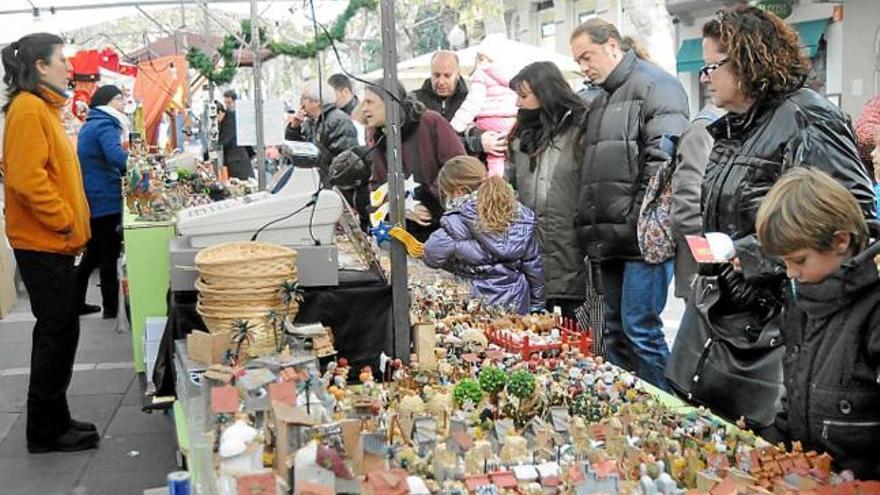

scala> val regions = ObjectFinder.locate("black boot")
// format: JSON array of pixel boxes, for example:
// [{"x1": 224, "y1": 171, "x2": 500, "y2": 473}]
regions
[{"x1": 28, "y1": 428, "x2": 99, "y2": 453}]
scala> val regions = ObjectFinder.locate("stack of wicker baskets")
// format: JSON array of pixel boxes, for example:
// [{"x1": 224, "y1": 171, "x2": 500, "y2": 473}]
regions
[{"x1": 195, "y1": 241, "x2": 299, "y2": 357}]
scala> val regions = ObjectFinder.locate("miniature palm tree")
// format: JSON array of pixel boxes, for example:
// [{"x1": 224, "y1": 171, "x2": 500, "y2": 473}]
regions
[
  {"x1": 231, "y1": 318, "x2": 255, "y2": 362},
  {"x1": 265, "y1": 309, "x2": 282, "y2": 352},
  {"x1": 280, "y1": 280, "x2": 304, "y2": 317}
]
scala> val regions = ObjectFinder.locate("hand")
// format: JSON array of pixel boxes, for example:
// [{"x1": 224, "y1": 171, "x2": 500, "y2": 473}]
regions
[
  {"x1": 481, "y1": 131, "x2": 507, "y2": 155},
  {"x1": 406, "y1": 204, "x2": 433, "y2": 226},
  {"x1": 731, "y1": 256, "x2": 742, "y2": 273},
  {"x1": 287, "y1": 112, "x2": 304, "y2": 128}
]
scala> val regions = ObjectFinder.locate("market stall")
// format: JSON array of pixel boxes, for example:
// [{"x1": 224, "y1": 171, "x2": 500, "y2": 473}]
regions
[{"x1": 159, "y1": 250, "x2": 877, "y2": 495}]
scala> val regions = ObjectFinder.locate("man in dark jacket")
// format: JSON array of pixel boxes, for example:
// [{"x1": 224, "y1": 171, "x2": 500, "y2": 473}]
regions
[
  {"x1": 570, "y1": 19, "x2": 689, "y2": 390},
  {"x1": 286, "y1": 80, "x2": 359, "y2": 179},
  {"x1": 412, "y1": 51, "x2": 506, "y2": 158},
  {"x1": 328, "y1": 73, "x2": 359, "y2": 116},
  {"x1": 217, "y1": 102, "x2": 253, "y2": 180}
]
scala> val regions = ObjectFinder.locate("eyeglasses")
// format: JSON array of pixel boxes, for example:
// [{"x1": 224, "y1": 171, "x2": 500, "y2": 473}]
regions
[{"x1": 700, "y1": 58, "x2": 729, "y2": 78}]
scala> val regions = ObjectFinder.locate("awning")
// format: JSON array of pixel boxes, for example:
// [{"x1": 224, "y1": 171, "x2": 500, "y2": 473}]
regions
[
  {"x1": 676, "y1": 38, "x2": 703, "y2": 73},
  {"x1": 793, "y1": 18, "x2": 831, "y2": 58}
]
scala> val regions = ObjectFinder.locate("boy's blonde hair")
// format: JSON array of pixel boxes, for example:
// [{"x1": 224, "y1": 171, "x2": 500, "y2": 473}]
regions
[
  {"x1": 438, "y1": 156, "x2": 517, "y2": 233},
  {"x1": 756, "y1": 167, "x2": 868, "y2": 256}
]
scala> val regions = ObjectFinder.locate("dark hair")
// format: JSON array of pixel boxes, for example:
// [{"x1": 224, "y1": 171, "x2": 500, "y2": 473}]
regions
[
  {"x1": 702, "y1": 6, "x2": 810, "y2": 103},
  {"x1": 2, "y1": 32, "x2": 65, "y2": 114},
  {"x1": 222, "y1": 89, "x2": 237, "y2": 100},
  {"x1": 327, "y1": 73, "x2": 352, "y2": 91},
  {"x1": 509, "y1": 61, "x2": 586, "y2": 156},
  {"x1": 570, "y1": 18, "x2": 650, "y2": 60}
]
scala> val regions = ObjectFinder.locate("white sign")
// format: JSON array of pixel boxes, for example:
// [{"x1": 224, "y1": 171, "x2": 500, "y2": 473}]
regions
[{"x1": 236, "y1": 98, "x2": 285, "y2": 146}]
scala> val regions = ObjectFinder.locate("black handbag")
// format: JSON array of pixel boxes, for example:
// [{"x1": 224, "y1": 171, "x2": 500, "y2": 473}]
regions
[{"x1": 665, "y1": 274, "x2": 785, "y2": 427}]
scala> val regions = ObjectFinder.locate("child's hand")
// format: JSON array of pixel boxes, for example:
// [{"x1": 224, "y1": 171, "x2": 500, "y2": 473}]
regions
[{"x1": 406, "y1": 204, "x2": 433, "y2": 226}]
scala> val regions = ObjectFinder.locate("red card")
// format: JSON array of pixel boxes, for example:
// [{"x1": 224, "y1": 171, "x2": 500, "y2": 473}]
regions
[
  {"x1": 268, "y1": 381, "x2": 295, "y2": 405},
  {"x1": 686, "y1": 235, "x2": 723, "y2": 263},
  {"x1": 210, "y1": 385, "x2": 239, "y2": 414}
]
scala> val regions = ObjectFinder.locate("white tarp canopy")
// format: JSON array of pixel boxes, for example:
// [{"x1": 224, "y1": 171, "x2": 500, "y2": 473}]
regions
[
  {"x1": 0, "y1": 1, "x2": 341, "y2": 45},
  {"x1": 358, "y1": 34, "x2": 584, "y2": 91}
]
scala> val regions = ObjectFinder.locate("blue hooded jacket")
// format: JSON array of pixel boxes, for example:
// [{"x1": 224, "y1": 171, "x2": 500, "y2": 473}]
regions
[
  {"x1": 422, "y1": 196, "x2": 545, "y2": 314},
  {"x1": 77, "y1": 107, "x2": 129, "y2": 218}
]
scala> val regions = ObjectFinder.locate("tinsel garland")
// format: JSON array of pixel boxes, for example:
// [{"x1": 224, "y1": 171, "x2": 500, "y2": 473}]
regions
[{"x1": 187, "y1": 0, "x2": 377, "y2": 84}]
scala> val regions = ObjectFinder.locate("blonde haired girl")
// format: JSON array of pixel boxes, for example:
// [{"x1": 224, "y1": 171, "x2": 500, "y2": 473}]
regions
[{"x1": 423, "y1": 156, "x2": 545, "y2": 314}]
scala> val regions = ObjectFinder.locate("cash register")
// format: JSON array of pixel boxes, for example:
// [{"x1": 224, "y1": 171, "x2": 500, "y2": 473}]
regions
[{"x1": 172, "y1": 165, "x2": 344, "y2": 289}]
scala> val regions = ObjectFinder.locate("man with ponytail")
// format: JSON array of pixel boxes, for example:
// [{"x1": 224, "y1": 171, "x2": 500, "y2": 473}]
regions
[
  {"x1": 2, "y1": 33, "x2": 99, "y2": 453},
  {"x1": 422, "y1": 156, "x2": 545, "y2": 314},
  {"x1": 570, "y1": 19, "x2": 689, "y2": 390}
]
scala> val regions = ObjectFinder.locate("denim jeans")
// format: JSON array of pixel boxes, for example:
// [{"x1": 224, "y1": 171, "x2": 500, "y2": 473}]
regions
[{"x1": 600, "y1": 259, "x2": 674, "y2": 390}]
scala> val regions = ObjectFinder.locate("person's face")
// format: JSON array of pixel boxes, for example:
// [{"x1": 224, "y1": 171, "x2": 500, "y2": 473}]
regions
[
  {"x1": 108, "y1": 94, "x2": 125, "y2": 112},
  {"x1": 300, "y1": 94, "x2": 322, "y2": 118},
  {"x1": 36, "y1": 45, "x2": 70, "y2": 90},
  {"x1": 223, "y1": 96, "x2": 234, "y2": 109},
  {"x1": 570, "y1": 34, "x2": 620, "y2": 85},
  {"x1": 781, "y1": 232, "x2": 851, "y2": 284},
  {"x1": 701, "y1": 37, "x2": 750, "y2": 113},
  {"x1": 334, "y1": 87, "x2": 352, "y2": 108},
  {"x1": 430, "y1": 54, "x2": 460, "y2": 98},
  {"x1": 515, "y1": 82, "x2": 541, "y2": 110},
  {"x1": 361, "y1": 90, "x2": 386, "y2": 128}
]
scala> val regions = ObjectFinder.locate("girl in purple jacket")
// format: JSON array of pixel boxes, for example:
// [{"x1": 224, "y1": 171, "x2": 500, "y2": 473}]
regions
[{"x1": 423, "y1": 156, "x2": 545, "y2": 314}]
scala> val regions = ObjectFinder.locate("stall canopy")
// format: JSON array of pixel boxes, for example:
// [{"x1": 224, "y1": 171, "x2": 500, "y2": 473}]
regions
[
  {"x1": 358, "y1": 34, "x2": 584, "y2": 90},
  {"x1": 134, "y1": 55, "x2": 188, "y2": 144},
  {"x1": 676, "y1": 17, "x2": 832, "y2": 73}
]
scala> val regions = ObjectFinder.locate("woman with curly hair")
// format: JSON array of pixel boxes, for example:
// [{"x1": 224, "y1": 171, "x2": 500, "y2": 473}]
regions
[{"x1": 668, "y1": 6, "x2": 875, "y2": 428}]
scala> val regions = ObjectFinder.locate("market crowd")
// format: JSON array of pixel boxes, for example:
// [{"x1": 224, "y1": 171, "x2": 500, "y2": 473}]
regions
[{"x1": 1, "y1": 4, "x2": 879, "y2": 479}]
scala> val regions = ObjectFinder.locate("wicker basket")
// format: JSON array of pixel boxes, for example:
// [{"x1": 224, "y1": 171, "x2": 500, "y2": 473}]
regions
[
  {"x1": 195, "y1": 241, "x2": 298, "y2": 278},
  {"x1": 194, "y1": 279, "x2": 283, "y2": 298},
  {"x1": 197, "y1": 302, "x2": 300, "y2": 357},
  {"x1": 198, "y1": 272, "x2": 297, "y2": 291}
]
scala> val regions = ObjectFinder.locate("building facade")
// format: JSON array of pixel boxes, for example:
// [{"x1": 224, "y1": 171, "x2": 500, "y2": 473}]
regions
[{"x1": 500, "y1": 0, "x2": 879, "y2": 120}]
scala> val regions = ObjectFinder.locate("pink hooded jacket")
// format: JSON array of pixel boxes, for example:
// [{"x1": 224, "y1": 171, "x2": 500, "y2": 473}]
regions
[{"x1": 450, "y1": 62, "x2": 518, "y2": 133}]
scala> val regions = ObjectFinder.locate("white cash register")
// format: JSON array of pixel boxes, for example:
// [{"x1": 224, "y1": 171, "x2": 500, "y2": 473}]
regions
[{"x1": 176, "y1": 166, "x2": 343, "y2": 248}]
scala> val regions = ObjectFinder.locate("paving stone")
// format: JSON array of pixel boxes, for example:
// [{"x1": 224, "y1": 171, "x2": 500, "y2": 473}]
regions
[{"x1": 69, "y1": 369, "x2": 136, "y2": 396}]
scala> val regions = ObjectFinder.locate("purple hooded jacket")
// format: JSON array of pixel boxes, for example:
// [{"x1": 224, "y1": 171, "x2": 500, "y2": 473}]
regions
[{"x1": 422, "y1": 196, "x2": 545, "y2": 314}]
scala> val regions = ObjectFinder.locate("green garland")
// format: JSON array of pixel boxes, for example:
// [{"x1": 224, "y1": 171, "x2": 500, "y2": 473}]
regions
[
  {"x1": 267, "y1": 0, "x2": 377, "y2": 58},
  {"x1": 187, "y1": 0, "x2": 377, "y2": 84}
]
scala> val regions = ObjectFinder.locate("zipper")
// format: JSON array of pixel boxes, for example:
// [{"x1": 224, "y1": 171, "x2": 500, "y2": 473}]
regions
[{"x1": 822, "y1": 419, "x2": 880, "y2": 440}]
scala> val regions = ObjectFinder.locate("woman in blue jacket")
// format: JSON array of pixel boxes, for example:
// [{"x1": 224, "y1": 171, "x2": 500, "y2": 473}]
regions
[{"x1": 74, "y1": 85, "x2": 129, "y2": 318}]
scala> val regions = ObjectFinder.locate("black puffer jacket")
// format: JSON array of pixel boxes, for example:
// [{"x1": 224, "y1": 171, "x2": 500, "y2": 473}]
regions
[
  {"x1": 575, "y1": 50, "x2": 689, "y2": 261},
  {"x1": 776, "y1": 235, "x2": 880, "y2": 479},
  {"x1": 285, "y1": 103, "x2": 359, "y2": 172},
  {"x1": 702, "y1": 88, "x2": 876, "y2": 242},
  {"x1": 413, "y1": 77, "x2": 484, "y2": 155}
]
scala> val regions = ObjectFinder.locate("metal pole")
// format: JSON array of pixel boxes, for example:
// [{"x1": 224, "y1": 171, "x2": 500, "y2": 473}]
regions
[
  {"x1": 380, "y1": 0, "x2": 411, "y2": 363},
  {"x1": 251, "y1": 0, "x2": 267, "y2": 190}
]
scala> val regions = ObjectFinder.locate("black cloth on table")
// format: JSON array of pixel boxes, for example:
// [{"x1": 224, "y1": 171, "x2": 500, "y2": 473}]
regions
[{"x1": 152, "y1": 269, "x2": 392, "y2": 397}]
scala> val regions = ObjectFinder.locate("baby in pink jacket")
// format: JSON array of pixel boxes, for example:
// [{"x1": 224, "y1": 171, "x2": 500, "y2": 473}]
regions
[{"x1": 450, "y1": 54, "x2": 518, "y2": 176}]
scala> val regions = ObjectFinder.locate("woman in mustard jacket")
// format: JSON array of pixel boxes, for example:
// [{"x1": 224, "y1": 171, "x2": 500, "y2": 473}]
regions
[{"x1": 2, "y1": 33, "x2": 98, "y2": 453}]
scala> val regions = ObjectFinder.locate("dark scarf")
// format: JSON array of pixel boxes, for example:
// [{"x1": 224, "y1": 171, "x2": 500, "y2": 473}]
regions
[{"x1": 515, "y1": 108, "x2": 542, "y2": 156}]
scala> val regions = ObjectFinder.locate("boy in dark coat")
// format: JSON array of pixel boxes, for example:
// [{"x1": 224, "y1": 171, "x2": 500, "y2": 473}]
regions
[{"x1": 756, "y1": 167, "x2": 880, "y2": 479}]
